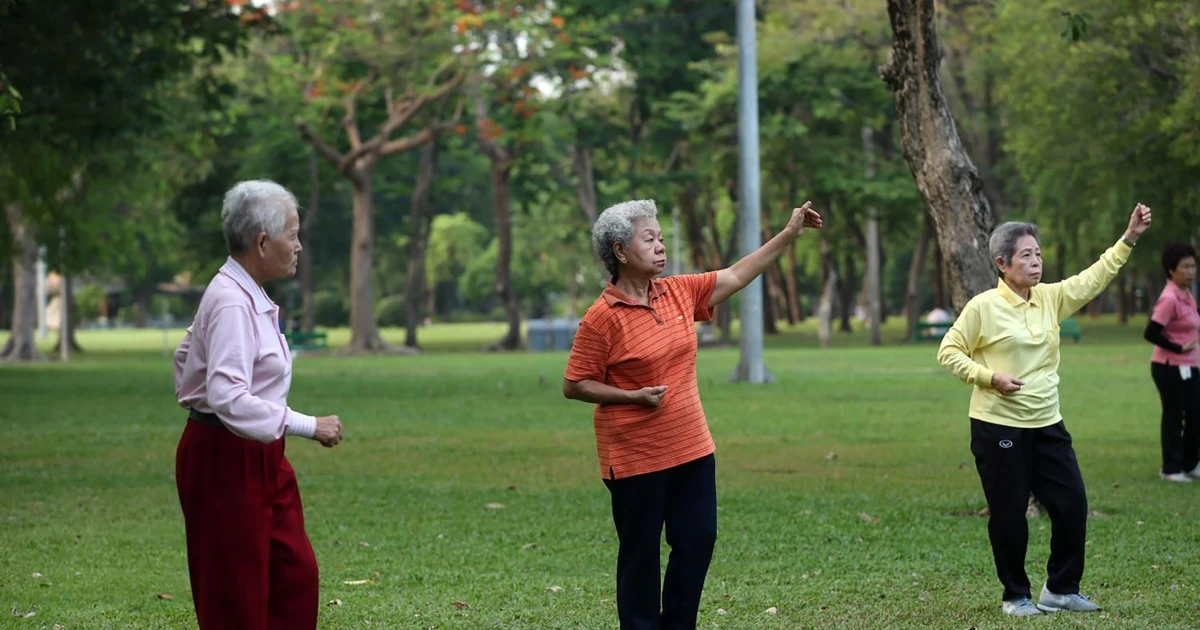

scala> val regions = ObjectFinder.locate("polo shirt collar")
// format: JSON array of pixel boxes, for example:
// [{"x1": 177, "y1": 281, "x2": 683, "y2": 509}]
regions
[
  {"x1": 1167, "y1": 281, "x2": 1193, "y2": 303},
  {"x1": 996, "y1": 277, "x2": 1039, "y2": 307},
  {"x1": 220, "y1": 257, "x2": 275, "y2": 314},
  {"x1": 602, "y1": 277, "x2": 667, "y2": 308}
]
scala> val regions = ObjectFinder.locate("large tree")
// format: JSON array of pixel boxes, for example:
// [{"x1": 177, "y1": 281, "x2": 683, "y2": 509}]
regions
[
  {"x1": 881, "y1": 0, "x2": 996, "y2": 312},
  {"x1": 284, "y1": 0, "x2": 467, "y2": 353},
  {"x1": 0, "y1": 0, "x2": 247, "y2": 360},
  {"x1": 455, "y1": 0, "x2": 608, "y2": 350}
]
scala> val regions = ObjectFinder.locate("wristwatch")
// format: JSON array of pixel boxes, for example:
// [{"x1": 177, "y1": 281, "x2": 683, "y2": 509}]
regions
[{"x1": 1121, "y1": 235, "x2": 1137, "y2": 248}]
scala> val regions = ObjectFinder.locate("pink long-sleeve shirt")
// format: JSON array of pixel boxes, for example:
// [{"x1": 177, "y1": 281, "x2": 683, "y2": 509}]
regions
[{"x1": 174, "y1": 258, "x2": 316, "y2": 443}]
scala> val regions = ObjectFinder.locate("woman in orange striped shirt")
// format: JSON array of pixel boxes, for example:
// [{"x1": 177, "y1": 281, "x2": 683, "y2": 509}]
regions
[{"x1": 564, "y1": 199, "x2": 822, "y2": 630}]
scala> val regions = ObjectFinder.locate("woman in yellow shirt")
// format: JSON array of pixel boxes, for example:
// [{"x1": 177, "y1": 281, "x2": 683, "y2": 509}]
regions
[{"x1": 937, "y1": 204, "x2": 1152, "y2": 617}]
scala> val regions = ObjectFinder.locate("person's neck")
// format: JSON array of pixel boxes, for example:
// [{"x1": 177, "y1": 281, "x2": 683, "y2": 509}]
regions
[
  {"x1": 231, "y1": 255, "x2": 267, "y2": 286},
  {"x1": 614, "y1": 273, "x2": 654, "y2": 305},
  {"x1": 1002, "y1": 277, "x2": 1031, "y2": 302}
]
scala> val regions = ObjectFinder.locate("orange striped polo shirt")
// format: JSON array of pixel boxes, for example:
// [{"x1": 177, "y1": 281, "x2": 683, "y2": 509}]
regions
[{"x1": 565, "y1": 272, "x2": 718, "y2": 479}]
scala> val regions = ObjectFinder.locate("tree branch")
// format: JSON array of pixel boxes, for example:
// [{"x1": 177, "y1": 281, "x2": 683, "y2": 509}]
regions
[
  {"x1": 379, "y1": 97, "x2": 464, "y2": 157},
  {"x1": 296, "y1": 121, "x2": 346, "y2": 169},
  {"x1": 379, "y1": 64, "x2": 466, "y2": 140},
  {"x1": 379, "y1": 128, "x2": 437, "y2": 158},
  {"x1": 337, "y1": 66, "x2": 466, "y2": 170},
  {"x1": 471, "y1": 79, "x2": 510, "y2": 164},
  {"x1": 341, "y1": 71, "x2": 376, "y2": 151}
]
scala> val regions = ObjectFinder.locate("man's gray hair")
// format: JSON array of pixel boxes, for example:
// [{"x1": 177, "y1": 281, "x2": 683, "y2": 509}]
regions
[
  {"x1": 592, "y1": 199, "x2": 658, "y2": 279},
  {"x1": 221, "y1": 180, "x2": 298, "y2": 256},
  {"x1": 989, "y1": 221, "x2": 1040, "y2": 275}
]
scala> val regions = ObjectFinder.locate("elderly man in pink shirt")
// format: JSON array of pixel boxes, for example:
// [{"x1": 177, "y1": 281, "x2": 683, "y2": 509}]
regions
[
  {"x1": 1144, "y1": 242, "x2": 1200, "y2": 482},
  {"x1": 174, "y1": 179, "x2": 343, "y2": 629}
]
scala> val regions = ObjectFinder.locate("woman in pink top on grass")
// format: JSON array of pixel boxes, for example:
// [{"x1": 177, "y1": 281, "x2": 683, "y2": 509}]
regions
[
  {"x1": 174, "y1": 180, "x2": 344, "y2": 629},
  {"x1": 1143, "y1": 243, "x2": 1200, "y2": 483}
]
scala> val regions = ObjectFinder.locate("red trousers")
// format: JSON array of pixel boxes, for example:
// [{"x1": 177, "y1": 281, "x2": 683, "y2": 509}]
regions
[{"x1": 176, "y1": 420, "x2": 319, "y2": 630}]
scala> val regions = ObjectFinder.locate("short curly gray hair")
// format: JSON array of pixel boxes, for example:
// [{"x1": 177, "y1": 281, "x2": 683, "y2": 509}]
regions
[
  {"x1": 221, "y1": 180, "x2": 298, "y2": 256},
  {"x1": 989, "y1": 221, "x2": 1040, "y2": 276},
  {"x1": 592, "y1": 199, "x2": 658, "y2": 279}
]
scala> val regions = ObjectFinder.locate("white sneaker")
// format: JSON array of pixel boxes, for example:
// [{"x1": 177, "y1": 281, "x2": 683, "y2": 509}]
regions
[
  {"x1": 1186, "y1": 466, "x2": 1200, "y2": 479},
  {"x1": 1001, "y1": 597, "x2": 1042, "y2": 616},
  {"x1": 1037, "y1": 584, "x2": 1101, "y2": 613},
  {"x1": 1161, "y1": 471, "x2": 1193, "y2": 483}
]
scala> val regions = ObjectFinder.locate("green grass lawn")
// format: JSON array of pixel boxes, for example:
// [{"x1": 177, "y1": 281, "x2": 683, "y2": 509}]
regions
[{"x1": 2, "y1": 317, "x2": 1198, "y2": 629}]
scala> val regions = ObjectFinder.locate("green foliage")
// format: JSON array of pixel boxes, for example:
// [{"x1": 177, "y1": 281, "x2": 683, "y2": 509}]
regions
[
  {"x1": 373, "y1": 294, "x2": 409, "y2": 327},
  {"x1": 74, "y1": 284, "x2": 105, "y2": 323},
  {"x1": 0, "y1": 74, "x2": 18, "y2": 131},
  {"x1": 996, "y1": 0, "x2": 1200, "y2": 271},
  {"x1": 1061, "y1": 10, "x2": 1094, "y2": 42},
  {"x1": 315, "y1": 288, "x2": 350, "y2": 328},
  {"x1": 0, "y1": 0, "x2": 253, "y2": 298},
  {"x1": 426, "y1": 212, "x2": 490, "y2": 289}
]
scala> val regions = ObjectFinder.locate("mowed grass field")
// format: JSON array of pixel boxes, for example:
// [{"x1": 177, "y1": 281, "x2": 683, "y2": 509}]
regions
[{"x1": 2, "y1": 317, "x2": 1199, "y2": 629}]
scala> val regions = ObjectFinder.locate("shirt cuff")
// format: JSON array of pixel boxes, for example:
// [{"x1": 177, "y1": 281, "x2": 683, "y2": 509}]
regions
[
  {"x1": 973, "y1": 366, "x2": 995, "y2": 389},
  {"x1": 284, "y1": 410, "x2": 317, "y2": 439}
]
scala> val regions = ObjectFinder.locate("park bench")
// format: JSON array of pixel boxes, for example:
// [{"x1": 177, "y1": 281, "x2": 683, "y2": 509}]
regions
[
  {"x1": 285, "y1": 329, "x2": 328, "y2": 353},
  {"x1": 912, "y1": 317, "x2": 1083, "y2": 343},
  {"x1": 912, "y1": 320, "x2": 950, "y2": 342},
  {"x1": 1059, "y1": 317, "x2": 1083, "y2": 342}
]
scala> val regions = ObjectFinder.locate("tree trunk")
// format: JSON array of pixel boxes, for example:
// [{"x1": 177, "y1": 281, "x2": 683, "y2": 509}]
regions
[
  {"x1": 716, "y1": 200, "x2": 738, "y2": 344},
  {"x1": 862, "y1": 126, "x2": 882, "y2": 345},
  {"x1": 784, "y1": 123, "x2": 804, "y2": 324},
  {"x1": 55, "y1": 272, "x2": 81, "y2": 355},
  {"x1": 881, "y1": 0, "x2": 997, "y2": 314},
  {"x1": 1055, "y1": 239, "x2": 1067, "y2": 282},
  {"x1": 933, "y1": 243, "x2": 948, "y2": 309},
  {"x1": 905, "y1": 212, "x2": 933, "y2": 339},
  {"x1": 866, "y1": 210, "x2": 882, "y2": 346},
  {"x1": 299, "y1": 151, "x2": 320, "y2": 333},
  {"x1": 980, "y1": 68, "x2": 1008, "y2": 217},
  {"x1": 879, "y1": 240, "x2": 889, "y2": 325},
  {"x1": 296, "y1": 65, "x2": 461, "y2": 350},
  {"x1": 572, "y1": 142, "x2": 598, "y2": 224},
  {"x1": 568, "y1": 262, "x2": 581, "y2": 318},
  {"x1": 2, "y1": 203, "x2": 41, "y2": 361},
  {"x1": 717, "y1": 298, "x2": 733, "y2": 345},
  {"x1": 1117, "y1": 270, "x2": 1129, "y2": 325},
  {"x1": 784, "y1": 243, "x2": 802, "y2": 324},
  {"x1": 838, "y1": 250, "x2": 856, "y2": 333},
  {"x1": 762, "y1": 274, "x2": 778, "y2": 334},
  {"x1": 679, "y1": 184, "x2": 708, "y2": 272},
  {"x1": 404, "y1": 141, "x2": 438, "y2": 350},
  {"x1": 628, "y1": 99, "x2": 642, "y2": 199},
  {"x1": 346, "y1": 176, "x2": 396, "y2": 354},
  {"x1": 818, "y1": 237, "x2": 835, "y2": 349},
  {"x1": 133, "y1": 290, "x2": 151, "y2": 328},
  {"x1": 489, "y1": 163, "x2": 521, "y2": 351},
  {"x1": 761, "y1": 224, "x2": 779, "y2": 335}
]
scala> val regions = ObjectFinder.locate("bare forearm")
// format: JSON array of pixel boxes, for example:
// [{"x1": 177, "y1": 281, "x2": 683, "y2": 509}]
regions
[
  {"x1": 563, "y1": 379, "x2": 638, "y2": 405},
  {"x1": 710, "y1": 227, "x2": 797, "y2": 306},
  {"x1": 727, "y1": 227, "x2": 796, "y2": 288}
]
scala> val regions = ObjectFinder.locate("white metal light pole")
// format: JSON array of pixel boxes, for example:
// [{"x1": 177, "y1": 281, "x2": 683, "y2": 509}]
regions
[{"x1": 731, "y1": 0, "x2": 770, "y2": 383}]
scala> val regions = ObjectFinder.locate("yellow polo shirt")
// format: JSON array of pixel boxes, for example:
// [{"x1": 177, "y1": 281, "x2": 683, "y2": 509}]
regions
[{"x1": 937, "y1": 239, "x2": 1132, "y2": 428}]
